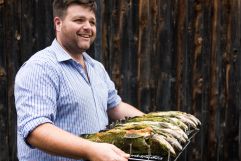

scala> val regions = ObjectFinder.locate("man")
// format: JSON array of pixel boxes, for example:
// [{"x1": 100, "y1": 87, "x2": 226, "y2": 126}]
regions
[{"x1": 14, "y1": 0, "x2": 144, "y2": 161}]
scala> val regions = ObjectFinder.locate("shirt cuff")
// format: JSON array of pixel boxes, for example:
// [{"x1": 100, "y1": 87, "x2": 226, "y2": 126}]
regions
[
  {"x1": 108, "y1": 95, "x2": 122, "y2": 109},
  {"x1": 21, "y1": 117, "x2": 53, "y2": 148}
]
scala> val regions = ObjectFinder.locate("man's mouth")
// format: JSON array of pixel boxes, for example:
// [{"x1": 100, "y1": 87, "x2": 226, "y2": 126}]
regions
[{"x1": 78, "y1": 34, "x2": 91, "y2": 39}]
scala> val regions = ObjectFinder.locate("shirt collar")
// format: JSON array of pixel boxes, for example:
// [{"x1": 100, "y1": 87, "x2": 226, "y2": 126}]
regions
[
  {"x1": 51, "y1": 39, "x2": 95, "y2": 67},
  {"x1": 83, "y1": 52, "x2": 95, "y2": 67}
]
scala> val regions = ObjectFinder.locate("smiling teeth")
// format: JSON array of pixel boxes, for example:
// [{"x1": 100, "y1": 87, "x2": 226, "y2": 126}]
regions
[{"x1": 79, "y1": 34, "x2": 91, "y2": 38}]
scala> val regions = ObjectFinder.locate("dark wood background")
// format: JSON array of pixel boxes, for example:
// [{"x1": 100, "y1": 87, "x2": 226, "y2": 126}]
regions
[{"x1": 0, "y1": 0, "x2": 240, "y2": 161}]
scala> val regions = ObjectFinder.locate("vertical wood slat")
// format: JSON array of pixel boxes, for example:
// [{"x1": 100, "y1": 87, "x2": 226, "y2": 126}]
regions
[
  {"x1": 0, "y1": 2, "x2": 8, "y2": 159},
  {"x1": 1, "y1": 0, "x2": 21, "y2": 160},
  {"x1": 0, "y1": 1, "x2": 8, "y2": 160},
  {"x1": 137, "y1": 0, "x2": 151, "y2": 112},
  {"x1": 220, "y1": 1, "x2": 231, "y2": 160},
  {"x1": 190, "y1": 1, "x2": 203, "y2": 160},
  {"x1": 175, "y1": 0, "x2": 186, "y2": 112},
  {"x1": 236, "y1": 0, "x2": 241, "y2": 160},
  {"x1": 156, "y1": 0, "x2": 176, "y2": 111},
  {"x1": 208, "y1": 0, "x2": 219, "y2": 160},
  {"x1": 21, "y1": 0, "x2": 54, "y2": 62},
  {"x1": 199, "y1": 1, "x2": 212, "y2": 161},
  {"x1": 223, "y1": 0, "x2": 241, "y2": 160}
]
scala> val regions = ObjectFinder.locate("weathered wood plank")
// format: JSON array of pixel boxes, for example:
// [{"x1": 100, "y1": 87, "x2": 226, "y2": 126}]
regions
[
  {"x1": 136, "y1": 0, "x2": 151, "y2": 112},
  {"x1": 222, "y1": 0, "x2": 241, "y2": 161},
  {"x1": 20, "y1": 0, "x2": 54, "y2": 62},
  {"x1": 0, "y1": 1, "x2": 8, "y2": 160},
  {"x1": 207, "y1": 0, "x2": 219, "y2": 160},
  {"x1": 155, "y1": 0, "x2": 176, "y2": 111},
  {"x1": 175, "y1": 0, "x2": 186, "y2": 112},
  {"x1": 4, "y1": 0, "x2": 21, "y2": 160}
]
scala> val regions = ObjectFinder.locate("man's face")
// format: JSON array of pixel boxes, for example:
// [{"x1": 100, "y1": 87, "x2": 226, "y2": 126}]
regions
[{"x1": 55, "y1": 4, "x2": 96, "y2": 55}]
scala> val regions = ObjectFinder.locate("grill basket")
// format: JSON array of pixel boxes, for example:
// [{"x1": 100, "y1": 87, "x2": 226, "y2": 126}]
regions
[{"x1": 128, "y1": 129, "x2": 199, "y2": 161}]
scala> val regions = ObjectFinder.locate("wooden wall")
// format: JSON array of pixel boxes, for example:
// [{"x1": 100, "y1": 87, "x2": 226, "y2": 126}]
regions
[{"x1": 0, "y1": 0, "x2": 240, "y2": 161}]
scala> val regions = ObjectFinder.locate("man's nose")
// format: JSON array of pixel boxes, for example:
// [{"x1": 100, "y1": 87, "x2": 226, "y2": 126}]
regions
[{"x1": 83, "y1": 21, "x2": 92, "y2": 29}]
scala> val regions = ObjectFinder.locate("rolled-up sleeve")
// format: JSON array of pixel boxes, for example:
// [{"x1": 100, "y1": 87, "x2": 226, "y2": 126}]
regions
[
  {"x1": 106, "y1": 79, "x2": 122, "y2": 109},
  {"x1": 98, "y1": 64, "x2": 121, "y2": 109},
  {"x1": 14, "y1": 60, "x2": 59, "y2": 144}
]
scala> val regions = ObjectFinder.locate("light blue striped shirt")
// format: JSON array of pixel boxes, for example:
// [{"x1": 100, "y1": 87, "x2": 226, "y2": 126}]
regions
[{"x1": 14, "y1": 39, "x2": 121, "y2": 161}]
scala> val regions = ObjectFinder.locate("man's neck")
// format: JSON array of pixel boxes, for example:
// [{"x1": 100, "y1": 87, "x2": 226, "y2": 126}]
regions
[{"x1": 56, "y1": 38, "x2": 86, "y2": 68}]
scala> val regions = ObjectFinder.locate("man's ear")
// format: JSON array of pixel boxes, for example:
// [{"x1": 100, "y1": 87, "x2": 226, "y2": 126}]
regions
[{"x1": 54, "y1": 17, "x2": 62, "y2": 32}]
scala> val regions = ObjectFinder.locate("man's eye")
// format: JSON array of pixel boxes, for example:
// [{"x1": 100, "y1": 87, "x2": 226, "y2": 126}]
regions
[
  {"x1": 90, "y1": 21, "x2": 96, "y2": 25},
  {"x1": 74, "y1": 19, "x2": 84, "y2": 23}
]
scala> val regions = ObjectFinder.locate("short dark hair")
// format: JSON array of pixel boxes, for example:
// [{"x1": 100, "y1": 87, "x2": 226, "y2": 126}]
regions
[{"x1": 53, "y1": 0, "x2": 97, "y2": 18}]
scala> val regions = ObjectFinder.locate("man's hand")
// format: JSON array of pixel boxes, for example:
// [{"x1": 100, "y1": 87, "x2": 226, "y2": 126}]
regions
[{"x1": 86, "y1": 142, "x2": 130, "y2": 161}]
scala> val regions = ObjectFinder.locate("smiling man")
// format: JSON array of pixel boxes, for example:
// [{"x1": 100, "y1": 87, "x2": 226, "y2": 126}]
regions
[{"x1": 14, "y1": 0, "x2": 144, "y2": 161}]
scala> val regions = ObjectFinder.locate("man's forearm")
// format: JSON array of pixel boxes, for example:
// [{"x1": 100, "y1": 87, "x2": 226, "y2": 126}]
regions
[
  {"x1": 108, "y1": 102, "x2": 145, "y2": 120},
  {"x1": 27, "y1": 123, "x2": 93, "y2": 159},
  {"x1": 27, "y1": 123, "x2": 130, "y2": 161}
]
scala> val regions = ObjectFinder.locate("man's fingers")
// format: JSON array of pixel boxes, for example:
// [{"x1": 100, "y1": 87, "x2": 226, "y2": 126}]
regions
[{"x1": 111, "y1": 145, "x2": 130, "y2": 159}]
